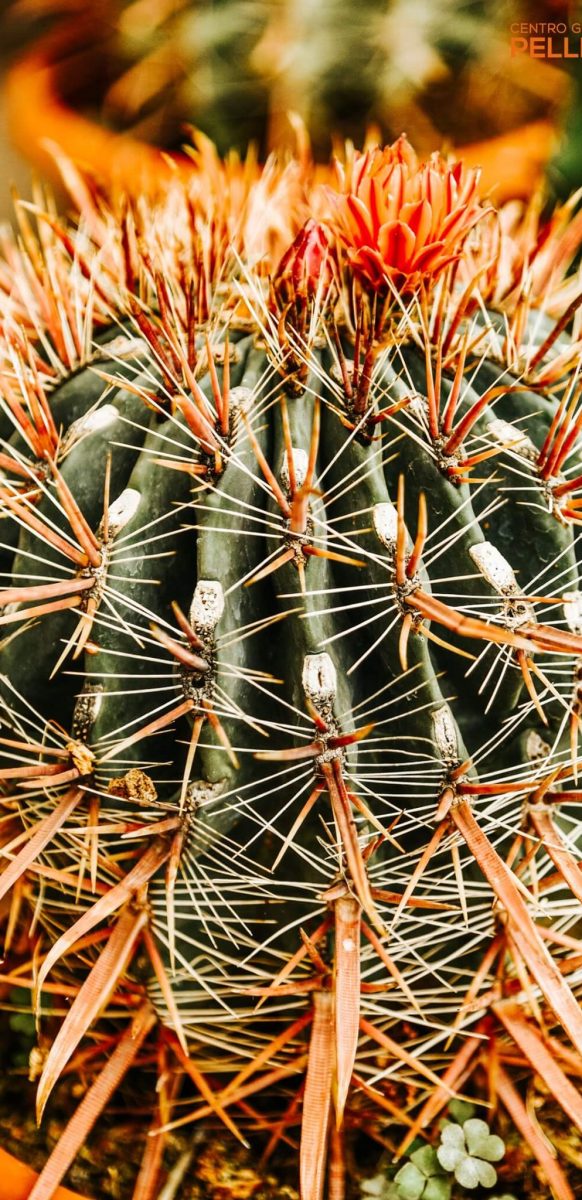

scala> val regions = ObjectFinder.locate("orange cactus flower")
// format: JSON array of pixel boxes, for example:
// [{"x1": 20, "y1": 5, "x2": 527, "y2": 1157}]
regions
[{"x1": 325, "y1": 135, "x2": 485, "y2": 294}]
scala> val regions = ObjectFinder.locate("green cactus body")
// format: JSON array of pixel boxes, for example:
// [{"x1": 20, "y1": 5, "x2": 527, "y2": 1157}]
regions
[{"x1": 1, "y1": 140, "x2": 582, "y2": 1200}]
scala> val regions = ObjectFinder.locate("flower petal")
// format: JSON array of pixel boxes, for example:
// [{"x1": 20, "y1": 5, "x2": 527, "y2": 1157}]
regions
[
  {"x1": 400, "y1": 199, "x2": 434, "y2": 248},
  {"x1": 378, "y1": 220, "x2": 416, "y2": 273}
]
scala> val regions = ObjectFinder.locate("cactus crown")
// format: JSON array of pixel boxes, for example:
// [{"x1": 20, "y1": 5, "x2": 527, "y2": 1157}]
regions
[{"x1": 1, "y1": 138, "x2": 582, "y2": 1198}]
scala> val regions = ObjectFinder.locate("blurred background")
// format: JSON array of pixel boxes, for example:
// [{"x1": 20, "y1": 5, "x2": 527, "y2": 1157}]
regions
[{"x1": 0, "y1": 0, "x2": 581, "y2": 216}]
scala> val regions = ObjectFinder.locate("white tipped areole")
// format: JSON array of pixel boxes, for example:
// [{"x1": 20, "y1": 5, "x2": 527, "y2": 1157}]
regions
[
  {"x1": 72, "y1": 685, "x2": 103, "y2": 733},
  {"x1": 303, "y1": 652, "x2": 337, "y2": 704},
  {"x1": 488, "y1": 416, "x2": 537, "y2": 460},
  {"x1": 373, "y1": 502, "x2": 399, "y2": 549},
  {"x1": 431, "y1": 704, "x2": 459, "y2": 765},
  {"x1": 526, "y1": 730, "x2": 551, "y2": 764},
  {"x1": 105, "y1": 488, "x2": 141, "y2": 538},
  {"x1": 228, "y1": 385, "x2": 253, "y2": 410},
  {"x1": 96, "y1": 335, "x2": 148, "y2": 360},
  {"x1": 69, "y1": 403, "x2": 120, "y2": 438},
  {"x1": 78, "y1": 403, "x2": 120, "y2": 433},
  {"x1": 280, "y1": 447, "x2": 308, "y2": 491},
  {"x1": 563, "y1": 590, "x2": 582, "y2": 635},
  {"x1": 60, "y1": 404, "x2": 120, "y2": 456},
  {"x1": 190, "y1": 580, "x2": 225, "y2": 631},
  {"x1": 407, "y1": 394, "x2": 426, "y2": 420},
  {"x1": 185, "y1": 778, "x2": 226, "y2": 807},
  {"x1": 469, "y1": 542, "x2": 518, "y2": 595}
]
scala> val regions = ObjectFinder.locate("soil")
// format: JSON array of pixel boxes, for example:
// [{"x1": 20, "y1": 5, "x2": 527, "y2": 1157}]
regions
[{"x1": 0, "y1": 1003, "x2": 581, "y2": 1199}]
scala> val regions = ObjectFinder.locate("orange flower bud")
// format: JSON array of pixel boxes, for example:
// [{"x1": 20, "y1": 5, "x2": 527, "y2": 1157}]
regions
[{"x1": 272, "y1": 219, "x2": 332, "y2": 308}]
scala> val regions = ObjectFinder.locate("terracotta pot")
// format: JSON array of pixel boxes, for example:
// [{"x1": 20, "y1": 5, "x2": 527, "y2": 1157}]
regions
[
  {"x1": 4, "y1": 40, "x2": 192, "y2": 197},
  {"x1": 459, "y1": 120, "x2": 557, "y2": 204},
  {"x1": 5, "y1": 38, "x2": 557, "y2": 203},
  {"x1": 0, "y1": 1146, "x2": 92, "y2": 1200}
]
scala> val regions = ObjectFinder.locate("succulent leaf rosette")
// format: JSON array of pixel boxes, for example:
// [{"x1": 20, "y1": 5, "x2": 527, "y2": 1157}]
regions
[{"x1": 1, "y1": 138, "x2": 582, "y2": 1200}]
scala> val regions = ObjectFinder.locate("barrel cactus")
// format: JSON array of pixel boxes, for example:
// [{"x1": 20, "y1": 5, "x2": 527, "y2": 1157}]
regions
[{"x1": 1, "y1": 139, "x2": 582, "y2": 1200}]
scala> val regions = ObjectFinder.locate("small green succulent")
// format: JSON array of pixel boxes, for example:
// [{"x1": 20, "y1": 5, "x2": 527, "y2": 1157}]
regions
[
  {"x1": 391, "y1": 1146, "x2": 452, "y2": 1200},
  {"x1": 437, "y1": 1119, "x2": 505, "y2": 1190},
  {"x1": 364, "y1": 1104, "x2": 509, "y2": 1200}
]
